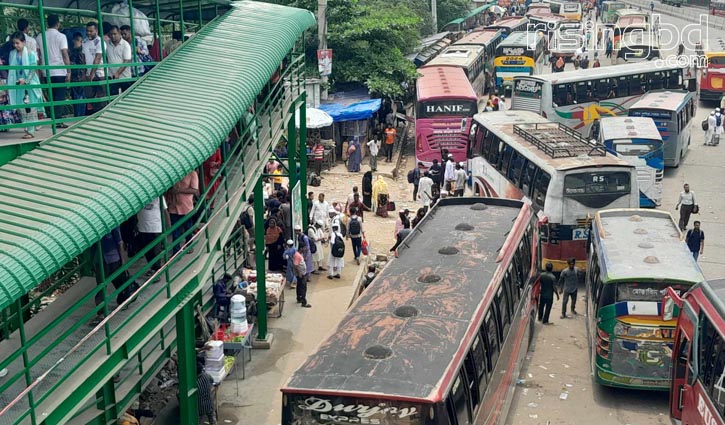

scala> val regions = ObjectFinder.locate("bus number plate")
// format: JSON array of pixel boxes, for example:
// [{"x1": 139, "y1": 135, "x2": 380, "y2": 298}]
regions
[{"x1": 572, "y1": 228, "x2": 589, "y2": 240}]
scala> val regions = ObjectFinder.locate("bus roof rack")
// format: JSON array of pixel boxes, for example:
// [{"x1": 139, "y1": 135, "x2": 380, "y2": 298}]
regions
[{"x1": 513, "y1": 122, "x2": 607, "y2": 158}]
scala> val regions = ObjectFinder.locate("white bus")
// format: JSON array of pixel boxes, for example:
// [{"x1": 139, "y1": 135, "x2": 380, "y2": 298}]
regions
[
  {"x1": 509, "y1": 62, "x2": 696, "y2": 138},
  {"x1": 467, "y1": 110, "x2": 638, "y2": 272},
  {"x1": 628, "y1": 90, "x2": 696, "y2": 167},
  {"x1": 599, "y1": 117, "x2": 664, "y2": 207},
  {"x1": 425, "y1": 45, "x2": 487, "y2": 95}
]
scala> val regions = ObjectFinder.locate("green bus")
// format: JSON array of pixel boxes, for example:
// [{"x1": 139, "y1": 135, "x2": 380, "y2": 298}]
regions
[
  {"x1": 601, "y1": 1, "x2": 626, "y2": 24},
  {"x1": 586, "y1": 209, "x2": 704, "y2": 390}
]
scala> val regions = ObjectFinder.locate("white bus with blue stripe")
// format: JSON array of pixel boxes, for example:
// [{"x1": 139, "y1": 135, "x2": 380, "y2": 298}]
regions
[
  {"x1": 586, "y1": 209, "x2": 704, "y2": 390},
  {"x1": 599, "y1": 117, "x2": 664, "y2": 207}
]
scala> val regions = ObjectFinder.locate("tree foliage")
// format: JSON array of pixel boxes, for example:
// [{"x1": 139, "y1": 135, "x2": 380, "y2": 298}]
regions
[{"x1": 269, "y1": 0, "x2": 472, "y2": 98}]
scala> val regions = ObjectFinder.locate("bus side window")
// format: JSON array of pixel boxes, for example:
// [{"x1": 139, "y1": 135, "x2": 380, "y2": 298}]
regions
[
  {"x1": 598, "y1": 283, "x2": 615, "y2": 309},
  {"x1": 464, "y1": 335, "x2": 487, "y2": 411},
  {"x1": 489, "y1": 138, "x2": 503, "y2": 166},
  {"x1": 484, "y1": 310, "x2": 500, "y2": 371},
  {"x1": 532, "y1": 170, "x2": 551, "y2": 210},
  {"x1": 629, "y1": 75, "x2": 643, "y2": 95},
  {"x1": 576, "y1": 82, "x2": 589, "y2": 104},
  {"x1": 509, "y1": 152, "x2": 526, "y2": 183},
  {"x1": 700, "y1": 315, "x2": 722, "y2": 394},
  {"x1": 481, "y1": 129, "x2": 493, "y2": 157},
  {"x1": 521, "y1": 230, "x2": 533, "y2": 279},
  {"x1": 596, "y1": 78, "x2": 610, "y2": 99},
  {"x1": 554, "y1": 84, "x2": 569, "y2": 106},
  {"x1": 511, "y1": 259, "x2": 523, "y2": 301},
  {"x1": 521, "y1": 161, "x2": 537, "y2": 197},
  {"x1": 667, "y1": 70, "x2": 680, "y2": 89},
  {"x1": 711, "y1": 343, "x2": 725, "y2": 416},
  {"x1": 497, "y1": 283, "x2": 511, "y2": 339},
  {"x1": 617, "y1": 76, "x2": 629, "y2": 97},
  {"x1": 648, "y1": 71, "x2": 664, "y2": 90},
  {"x1": 473, "y1": 127, "x2": 486, "y2": 157},
  {"x1": 446, "y1": 372, "x2": 472, "y2": 425},
  {"x1": 499, "y1": 144, "x2": 514, "y2": 174}
]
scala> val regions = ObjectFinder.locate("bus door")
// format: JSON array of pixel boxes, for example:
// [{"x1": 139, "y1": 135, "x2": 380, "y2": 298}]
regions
[{"x1": 664, "y1": 288, "x2": 696, "y2": 420}]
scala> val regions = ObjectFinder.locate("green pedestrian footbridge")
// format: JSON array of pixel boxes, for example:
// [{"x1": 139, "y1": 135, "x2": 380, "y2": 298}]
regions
[{"x1": 0, "y1": 1, "x2": 315, "y2": 423}]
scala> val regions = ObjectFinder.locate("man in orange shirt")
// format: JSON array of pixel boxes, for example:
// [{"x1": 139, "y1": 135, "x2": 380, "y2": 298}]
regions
[
  {"x1": 167, "y1": 170, "x2": 200, "y2": 254},
  {"x1": 383, "y1": 124, "x2": 397, "y2": 162}
]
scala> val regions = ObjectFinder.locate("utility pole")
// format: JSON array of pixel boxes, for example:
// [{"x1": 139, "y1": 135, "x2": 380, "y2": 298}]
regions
[
  {"x1": 318, "y1": 0, "x2": 329, "y2": 100},
  {"x1": 431, "y1": 0, "x2": 437, "y2": 32}
]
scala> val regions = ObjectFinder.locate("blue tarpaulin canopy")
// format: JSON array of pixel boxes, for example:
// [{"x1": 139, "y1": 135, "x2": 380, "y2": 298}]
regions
[{"x1": 318, "y1": 99, "x2": 382, "y2": 122}]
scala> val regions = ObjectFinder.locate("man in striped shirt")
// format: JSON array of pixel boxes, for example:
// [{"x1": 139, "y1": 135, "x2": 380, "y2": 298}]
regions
[{"x1": 197, "y1": 362, "x2": 217, "y2": 424}]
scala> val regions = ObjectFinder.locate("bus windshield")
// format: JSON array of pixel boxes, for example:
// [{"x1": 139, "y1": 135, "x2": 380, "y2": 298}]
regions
[
  {"x1": 613, "y1": 141, "x2": 661, "y2": 156},
  {"x1": 496, "y1": 45, "x2": 534, "y2": 58},
  {"x1": 708, "y1": 55, "x2": 725, "y2": 66},
  {"x1": 564, "y1": 171, "x2": 631, "y2": 196},
  {"x1": 284, "y1": 394, "x2": 423, "y2": 425},
  {"x1": 617, "y1": 281, "x2": 691, "y2": 303}
]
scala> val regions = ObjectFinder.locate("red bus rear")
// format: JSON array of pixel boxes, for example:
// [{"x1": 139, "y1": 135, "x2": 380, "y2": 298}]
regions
[
  {"x1": 700, "y1": 52, "x2": 725, "y2": 102},
  {"x1": 665, "y1": 280, "x2": 725, "y2": 425},
  {"x1": 416, "y1": 66, "x2": 478, "y2": 167}
]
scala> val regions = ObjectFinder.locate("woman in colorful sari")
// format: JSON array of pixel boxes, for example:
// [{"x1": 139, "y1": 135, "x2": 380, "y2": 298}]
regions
[
  {"x1": 347, "y1": 136, "x2": 361, "y2": 172},
  {"x1": 7, "y1": 32, "x2": 44, "y2": 140},
  {"x1": 372, "y1": 176, "x2": 390, "y2": 218}
]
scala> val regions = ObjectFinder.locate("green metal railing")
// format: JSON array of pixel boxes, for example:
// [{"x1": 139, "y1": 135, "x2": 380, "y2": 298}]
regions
[
  {"x1": 0, "y1": 47, "x2": 307, "y2": 424},
  {"x1": 0, "y1": 0, "x2": 226, "y2": 136}
]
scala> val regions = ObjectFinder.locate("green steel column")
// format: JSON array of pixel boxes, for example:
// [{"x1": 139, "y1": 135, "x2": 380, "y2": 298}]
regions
[
  {"x1": 179, "y1": 0, "x2": 185, "y2": 42},
  {"x1": 287, "y1": 107, "x2": 298, "y2": 203},
  {"x1": 299, "y1": 95, "x2": 309, "y2": 229},
  {"x1": 176, "y1": 299, "x2": 199, "y2": 425},
  {"x1": 155, "y1": 0, "x2": 163, "y2": 60},
  {"x1": 254, "y1": 176, "x2": 268, "y2": 340},
  {"x1": 97, "y1": 0, "x2": 110, "y2": 104},
  {"x1": 96, "y1": 379, "x2": 118, "y2": 423},
  {"x1": 37, "y1": 0, "x2": 56, "y2": 132}
]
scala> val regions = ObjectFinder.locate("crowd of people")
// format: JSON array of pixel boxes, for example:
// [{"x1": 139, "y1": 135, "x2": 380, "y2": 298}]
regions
[{"x1": 0, "y1": 16, "x2": 176, "y2": 136}]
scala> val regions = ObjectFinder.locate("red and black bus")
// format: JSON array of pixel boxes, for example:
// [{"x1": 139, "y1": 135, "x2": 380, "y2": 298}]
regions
[
  {"x1": 664, "y1": 279, "x2": 725, "y2": 425},
  {"x1": 281, "y1": 197, "x2": 539, "y2": 425}
]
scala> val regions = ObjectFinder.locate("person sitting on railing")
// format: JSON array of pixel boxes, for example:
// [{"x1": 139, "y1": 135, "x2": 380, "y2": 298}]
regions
[
  {"x1": 106, "y1": 26, "x2": 132, "y2": 95},
  {"x1": 69, "y1": 33, "x2": 87, "y2": 118},
  {"x1": 37, "y1": 14, "x2": 70, "y2": 128},
  {"x1": 7, "y1": 32, "x2": 44, "y2": 139}
]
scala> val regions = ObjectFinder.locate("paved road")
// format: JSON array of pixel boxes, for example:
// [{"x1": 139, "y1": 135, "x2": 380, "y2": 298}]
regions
[{"x1": 507, "y1": 7, "x2": 725, "y2": 424}]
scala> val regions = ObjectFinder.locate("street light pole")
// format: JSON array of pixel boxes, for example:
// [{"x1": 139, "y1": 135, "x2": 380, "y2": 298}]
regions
[
  {"x1": 318, "y1": 0, "x2": 328, "y2": 100},
  {"x1": 431, "y1": 0, "x2": 437, "y2": 31}
]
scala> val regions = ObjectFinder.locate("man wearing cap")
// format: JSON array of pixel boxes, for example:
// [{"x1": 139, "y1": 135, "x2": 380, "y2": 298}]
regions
[
  {"x1": 308, "y1": 220, "x2": 326, "y2": 271},
  {"x1": 327, "y1": 223, "x2": 345, "y2": 279},
  {"x1": 453, "y1": 163, "x2": 467, "y2": 197},
  {"x1": 283, "y1": 239, "x2": 298, "y2": 288},
  {"x1": 706, "y1": 111, "x2": 716, "y2": 146},
  {"x1": 309, "y1": 193, "x2": 330, "y2": 230},
  {"x1": 444, "y1": 154, "x2": 456, "y2": 195},
  {"x1": 295, "y1": 225, "x2": 314, "y2": 278}
]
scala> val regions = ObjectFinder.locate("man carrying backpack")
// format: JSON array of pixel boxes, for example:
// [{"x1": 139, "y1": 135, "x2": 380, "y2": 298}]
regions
[
  {"x1": 407, "y1": 162, "x2": 422, "y2": 202},
  {"x1": 327, "y1": 223, "x2": 345, "y2": 279},
  {"x1": 712, "y1": 108, "x2": 723, "y2": 146},
  {"x1": 347, "y1": 211, "x2": 365, "y2": 265}
]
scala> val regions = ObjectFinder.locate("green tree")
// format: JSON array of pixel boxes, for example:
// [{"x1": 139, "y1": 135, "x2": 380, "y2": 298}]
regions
[
  {"x1": 436, "y1": 0, "x2": 472, "y2": 30},
  {"x1": 327, "y1": 1, "x2": 421, "y2": 98}
]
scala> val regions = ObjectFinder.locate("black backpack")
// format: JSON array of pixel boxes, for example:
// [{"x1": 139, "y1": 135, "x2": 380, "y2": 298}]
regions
[
  {"x1": 331, "y1": 233, "x2": 345, "y2": 258},
  {"x1": 307, "y1": 228, "x2": 317, "y2": 254},
  {"x1": 717, "y1": 114, "x2": 722, "y2": 128},
  {"x1": 407, "y1": 169, "x2": 416, "y2": 183},
  {"x1": 349, "y1": 217, "x2": 362, "y2": 237},
  {"x1": 240, "y1": 207, "x2": 253, "y2": 230}
]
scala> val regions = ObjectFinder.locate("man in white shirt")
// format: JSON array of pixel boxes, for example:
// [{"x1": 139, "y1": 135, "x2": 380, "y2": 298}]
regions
[
  {"x1": 106, "y1": 25, "x2": 132, "y2": 95},
  {"x1": 453, "y1": 163, "x2": 467, "y2": 197},
  {"x1": 309, "y1": 193, "x2": 330, "y2": 230},
  {"x1": 417, "y1": 171, "x2": 434, "y2": 208},
  {"x1": 37, "y1": 15, "x2": 70, "y2": 127},
  {"x1": 444, "y1": 154, "x2": 456, "y2": 195},
  {"x1": 366, "y1": 138, "x2": 380, "y2": 171},
  {"x1": 675, "y1": 184, "x2": 697, "y2": 231},
  {"x1": 137, "y1": 197, "x2": 170, "y2": 277},
  {"x1": 16, "y1": 19, "x2": 38, "y2": 57},
  {"x1": 82, "y1": 21, "x2": 107, "y2": 114}
]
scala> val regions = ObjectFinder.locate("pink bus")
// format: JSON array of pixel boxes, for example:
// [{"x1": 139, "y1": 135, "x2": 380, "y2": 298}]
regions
[{"x1": 416, "y1": 66, "x2": 478, "y2": 167}]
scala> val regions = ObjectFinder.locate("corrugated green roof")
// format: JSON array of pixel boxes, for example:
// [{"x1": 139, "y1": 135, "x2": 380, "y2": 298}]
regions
[{"x1": 0, "y1": 1, "x2": 315, "y2": 311}]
